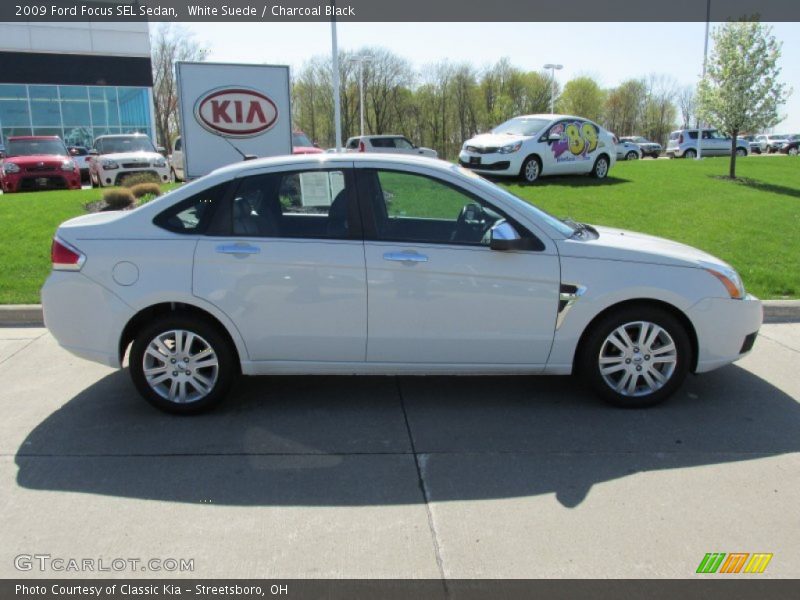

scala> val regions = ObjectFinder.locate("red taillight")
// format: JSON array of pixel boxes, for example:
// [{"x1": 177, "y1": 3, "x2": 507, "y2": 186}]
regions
[
  {"x1": 679, "y1": 134, "x2": 684, "y2": 144},
  {"x1": 358, "y1": 141, "x2": 366, "y2": 152},
  {"x1": 51, "y1": 237, "x2": 84, "y2": 271}
]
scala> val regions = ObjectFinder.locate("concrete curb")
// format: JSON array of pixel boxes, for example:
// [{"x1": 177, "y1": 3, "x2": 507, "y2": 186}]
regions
[{"x1": 1, "y1": 301, "x2": 798, "y2": 327}]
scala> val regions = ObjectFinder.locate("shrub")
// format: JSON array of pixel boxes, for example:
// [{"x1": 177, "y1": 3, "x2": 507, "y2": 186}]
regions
[
  {"x1": 129, "y1": 182, "x2": 162, "y2": 199},
  {"x1": 121, "y1": 172, "x2": 161, "y2": 187},
  {"x1": 102, "y1": 189, "x2": 136, "y2": 211}
]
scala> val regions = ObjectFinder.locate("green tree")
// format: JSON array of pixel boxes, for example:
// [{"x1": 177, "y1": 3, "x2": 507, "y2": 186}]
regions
[
  {"x1": 558, "y1": 76, "x2": 605, "y2": 122},
  {"x1": 696, "y1": 20, "x2": 789, "y2": 178}
]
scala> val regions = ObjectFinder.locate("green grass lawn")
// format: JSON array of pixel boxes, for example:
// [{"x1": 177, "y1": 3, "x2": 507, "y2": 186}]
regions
[{"x1": 0, "y1": 157, "x2": 798, "y2": 304}]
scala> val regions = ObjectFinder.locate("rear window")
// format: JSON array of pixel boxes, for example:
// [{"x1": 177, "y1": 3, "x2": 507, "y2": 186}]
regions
[
  {"x1": 153, "y1": 184, "x2": 226, "y2": 234},
  {"x1": 346, "y1": 138, "x2": 359, "y2": 150},
  {"x1": 370, "y1": 138, "x2": 395, "y2": 148}
]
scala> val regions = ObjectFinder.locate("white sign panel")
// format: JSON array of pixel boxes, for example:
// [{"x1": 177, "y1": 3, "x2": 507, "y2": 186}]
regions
[{"x1": 176, "y1": 61, "x2": 292, "y2": 179}]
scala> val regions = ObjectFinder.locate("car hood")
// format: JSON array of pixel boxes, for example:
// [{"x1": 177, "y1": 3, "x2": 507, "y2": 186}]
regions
[
  {"x1": 561, "y1": 225, "x2": 730, "y2": 269},
  {"x1": 99, "y1": 151, "x2": 162, "y2": 161},
  {"x1": 3, "y1": 154, "x2": 68, "y2": 165},
  {"x1": 464, "y1": 133, "x2": 529, "y2": 148}
]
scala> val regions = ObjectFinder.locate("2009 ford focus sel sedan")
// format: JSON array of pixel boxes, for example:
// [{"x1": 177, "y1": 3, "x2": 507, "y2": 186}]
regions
[{"x1": 42, "y1": 154, "x2": 762, "y2": 414}]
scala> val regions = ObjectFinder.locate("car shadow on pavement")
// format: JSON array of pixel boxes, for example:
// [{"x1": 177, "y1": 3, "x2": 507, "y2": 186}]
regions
[{"x1": 14, "y1": 365, "x2": 800, "y2": 508}]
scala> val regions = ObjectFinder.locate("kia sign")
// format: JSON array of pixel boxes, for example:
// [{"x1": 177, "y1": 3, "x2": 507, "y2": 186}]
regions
[
  {"x1": 176, "y1": 62, "x2": 291, "y2": 179},
  {"x1": 195, "y1": 87, "x2": 279, "y2": 137}
]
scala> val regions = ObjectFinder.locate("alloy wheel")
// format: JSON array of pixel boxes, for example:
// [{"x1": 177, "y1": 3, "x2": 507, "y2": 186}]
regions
[{"x1": 143, "y1": 329, "x2": 219, "y2": 404}]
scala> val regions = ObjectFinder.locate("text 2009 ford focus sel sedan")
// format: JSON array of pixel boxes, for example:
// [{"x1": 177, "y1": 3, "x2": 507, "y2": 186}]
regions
[{"x1": 42, "y1": 154, "x2": 762, "y2": 414}]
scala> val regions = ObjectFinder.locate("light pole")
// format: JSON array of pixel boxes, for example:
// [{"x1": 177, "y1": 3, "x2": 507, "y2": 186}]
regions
[
  {"x1": 697, "y1": 0, "x2": 711, "y2": 160},
  {"x1": 348, "y1": 55, "x2": 372, "y2": 136},
  {"x1": 543, "y1": 63, "x2": 563, "y2": 114},
  {"x1": 330, "y1": 2, "x2": 342, "y2": 152}
]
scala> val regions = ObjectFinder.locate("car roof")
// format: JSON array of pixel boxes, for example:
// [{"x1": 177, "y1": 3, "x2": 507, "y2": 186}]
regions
[
  {"x1": 209, "y1": 152, "x2": 447, "y2": 179},
  {"x1": 351, "y1": 134, "x2": 407, "y2": 139},
  {"x1": 95, "y1": 133, "x2": 149, "y2": 139}
]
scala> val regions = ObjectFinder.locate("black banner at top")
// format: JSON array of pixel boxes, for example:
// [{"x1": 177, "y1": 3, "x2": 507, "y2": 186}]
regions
[{"x1": 2, "y1": 0, "x2": 800, "y2": 22}]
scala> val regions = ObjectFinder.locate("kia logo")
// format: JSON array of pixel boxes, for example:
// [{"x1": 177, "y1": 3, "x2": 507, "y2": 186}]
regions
[{"x1": 194, "y1": 87, "x2": 278, "y2": 137}]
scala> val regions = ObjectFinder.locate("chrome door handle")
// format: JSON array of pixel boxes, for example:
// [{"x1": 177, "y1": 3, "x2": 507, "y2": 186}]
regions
[
  {"x1": 216, "y1": 243, "x2": 260, "y2": 255},
  {"x1": 383, "y1": 252, "x2": 428, "y2": 263}
]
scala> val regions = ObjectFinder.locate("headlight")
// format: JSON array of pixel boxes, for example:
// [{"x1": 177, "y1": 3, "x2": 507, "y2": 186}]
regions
[
  {"x1": 2, "y1": 162, "x2": 20, "y2": 174},
  {"x1": 498, "y1": 141, "x2": 523, "y2": 154},
  {"x1": 61, "y1": 160, "x2": 75, "y2": 172},
  {"x1": 152, "y1": 157, "x2": 167, "y2": 168},
  {"x1": 702, "y1": 262, "x2": 745, "y2": 299},
  {"x1": 100, "y1": 159, "x2": 119, "y2": 170}
]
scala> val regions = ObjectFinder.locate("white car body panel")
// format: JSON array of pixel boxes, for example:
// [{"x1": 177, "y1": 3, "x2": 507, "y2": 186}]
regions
[{"x1": 42, "y1": 154, "x2": 761, "y2": 385}]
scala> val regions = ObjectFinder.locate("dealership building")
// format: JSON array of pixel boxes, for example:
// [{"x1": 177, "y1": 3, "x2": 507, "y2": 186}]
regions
[{"x1": 0, "y1": 21, "x2": 155, "y2": 149}]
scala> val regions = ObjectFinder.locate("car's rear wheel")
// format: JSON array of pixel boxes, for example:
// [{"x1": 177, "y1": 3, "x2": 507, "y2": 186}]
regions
[
  {"x1": 579, "y1": 306, "x2": 691, "y2": 408},
  {"x1": 683, "y1": 149, "x2": 696, "y2": 159},
  {"x1": 736, "y1": 147, "x2": 747, "y2": 157},
  {"x1": 789, "y1": 147, "x2": 799, "y2": 156},
  {"x1": 129, "y1": 315, "x2": 236, "y2": 414},
  {"x1": 520, "y1": 155, "x2": 541, "y2": 183},
  {"x1": 591, "y1": 155, "x2": 610, "y2": 179},
  {"x1": 625, "y1": 151, "x2": 639, "y2": 161}
]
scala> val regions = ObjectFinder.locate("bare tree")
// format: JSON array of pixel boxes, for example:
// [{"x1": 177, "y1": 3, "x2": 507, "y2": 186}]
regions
[
  {"x1": 150, "y1": 25, "x2": 208, "y2": 148},
  {"x1": 677, "y1": 85, "x2": 695, "y2": 128}
]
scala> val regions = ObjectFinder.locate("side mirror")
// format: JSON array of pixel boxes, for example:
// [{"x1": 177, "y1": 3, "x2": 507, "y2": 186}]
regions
[
  {"x1": 547, "y1": 132, "x2": 561, "y2": 143},
  {"x1": 489, "y1": 221, "x2": 533, "y2": 251}
]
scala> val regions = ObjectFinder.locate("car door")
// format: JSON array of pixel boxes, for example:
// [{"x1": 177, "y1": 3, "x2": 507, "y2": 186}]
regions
[
  {"x1": 192, "y1": 165, "x2": 367, "y2": 363},
  {"x1": 540, "y1": 119, "x2": 597, "y2": 175},
  {"x1": 356, "y1": 164, "x2": 560, "y2": 367}
]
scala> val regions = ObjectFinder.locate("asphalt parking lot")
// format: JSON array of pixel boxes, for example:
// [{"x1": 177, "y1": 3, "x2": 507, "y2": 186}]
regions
[{"x1": 1, "y1": 324, "x2": 798, "y2": 579}]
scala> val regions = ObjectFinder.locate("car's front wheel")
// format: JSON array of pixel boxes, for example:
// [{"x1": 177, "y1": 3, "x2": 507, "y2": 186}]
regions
[
  {"x1": 591, "y1": 155, "x2": 610, "y2": 179},
  {"x1": 129, "y1": 315, "x2": 236, "y2": 414},
  {"x1": 579, "y1": 306, "x2": 691, "y2": 408},
  {"x1": 683, "y1": 149, "x2": 697, "y2": 159},
  {"x1": 519, "y1": 155, "x2": 541, "y2": 183}
]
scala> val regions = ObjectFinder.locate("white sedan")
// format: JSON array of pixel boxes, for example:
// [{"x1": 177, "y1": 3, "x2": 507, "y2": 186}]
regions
[
  {"x1": 615, "y1": 139, "x2": 643, "y2": 161},
  {"x1": 43, "y1": 154, "x2": 762, "y2": 414},
  {"x1": 459, "y1": 114, "x2": 617, "y2": 182}
]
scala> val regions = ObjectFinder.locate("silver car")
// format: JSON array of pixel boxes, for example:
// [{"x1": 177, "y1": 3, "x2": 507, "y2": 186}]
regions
[{"x1": 666, "y1": 129, "x2": 749, "y2": 159}]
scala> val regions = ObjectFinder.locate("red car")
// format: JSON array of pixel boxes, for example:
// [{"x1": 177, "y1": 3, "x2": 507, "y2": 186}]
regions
[
  {"x1": 1, "y1": 136, "x2": 81, "y2": 193},
  {"x1": 292, "y1": 131, "x2": 324, "y2": 155}
]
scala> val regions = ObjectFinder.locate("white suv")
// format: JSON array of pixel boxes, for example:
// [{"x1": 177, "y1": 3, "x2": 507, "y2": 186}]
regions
[
  {"x1": 459, "y1": 114, "x2": 616, "y2": 183},
  {"x1": 345, "y1": 135, "x2": 437, "y2": 158},
  {"x1": 89, "y1": 134, "x2": 170, "y2": 187}
]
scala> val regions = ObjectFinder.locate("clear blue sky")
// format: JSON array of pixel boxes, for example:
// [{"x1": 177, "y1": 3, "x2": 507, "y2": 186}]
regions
[{"x1": 178, "y1": 21, "x2": 800, "y2": 131}]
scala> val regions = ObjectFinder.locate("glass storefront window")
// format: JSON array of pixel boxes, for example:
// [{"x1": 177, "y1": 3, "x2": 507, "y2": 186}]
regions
[
  {"x1": 29, "y1": 85, "x2": 62, "y2": 127},
  {"x1": 0, "y1": 84, "x2": 151, "y2": 147}
]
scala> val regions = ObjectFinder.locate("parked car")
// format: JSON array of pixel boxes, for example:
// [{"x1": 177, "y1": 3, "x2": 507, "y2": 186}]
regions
[
  {"x1": 67, "y1": 146, "x2": 91, "y2": 183},
  {"x1": 666, "y1": 129, "x2": 749, "y2": 158},
  {"x1": 89, "y1": 134, "x2": 170, "y2": 187},
  {"x1": 345, "y1": 135, "x2": 438, "y2": 158},
  {"x1": 620, "y1": 136, "x2": 662, "y2": 158},
  {"x1": 739, "y1": 135, "x2": 762, "y2": 155},
  {"x1": 778, "y1": 135, "x2": 800, "y2": 156},
  {"x1": 169, "y1": 136, "x2": 185, "y2": 182},
  {"x1": 292, "y1": 130, "x2": 324, "y2": 155},
  {"x1": 42, "y1": 154, "x2": 761, "y2": 414},
  {"x1": 0, "y1": 136, "x2": 81, "y2": 193},
  {"x1": 459, "y1": 114, "x2": 616, "y2": 183},
  {"x1": 754, "y1": 134, "x2": 789, "y2": 154},
  {"x1": 615, "y1": 138, "x2": 642, "y2": 161}
]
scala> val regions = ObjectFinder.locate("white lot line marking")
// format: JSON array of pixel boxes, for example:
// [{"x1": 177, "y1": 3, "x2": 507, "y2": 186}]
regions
[{"x1": 0, "y1": 331, "x2": 47, "y2": 367}]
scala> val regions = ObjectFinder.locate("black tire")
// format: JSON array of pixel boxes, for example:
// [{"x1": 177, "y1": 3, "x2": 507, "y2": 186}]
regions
[
  {"x1": 625, "y1": 151, "x2": 639, "y2": 161},
  {"x1": 683, "y1": 148, "x2": 697, "y2": 159},
  {"x1": 578, "y1": 305, "x2": 691, "y2": 408},
  {"x1": 519, "y1": 155, "x2": 541, "y2": 183},
  {"x1": 735, "y1": 147, "x2": 747, "y2": 157},
  {"x1": 129, "y1": 314, "x2": 236, "y2": 414},
  {"x1": 591, "y1": 154, "x2": 610, "y2": 179}
]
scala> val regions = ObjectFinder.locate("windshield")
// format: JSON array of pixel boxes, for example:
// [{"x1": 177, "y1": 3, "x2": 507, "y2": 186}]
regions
[
  {"x1": 7, "y1": 138, "x2": 67, "y2": 157},
  {"x1": 95, "y1": 136, "x2": 155, "y2": 154},
  {"x1": 492, "y1": 117, "x2": 551, "y2": 137},
  {"x1": 292, "y1": 133, "x2": 313, "y2": 147},
  {"x1": 454, "y1": 166, "x2": 576, "y2": 237}
]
